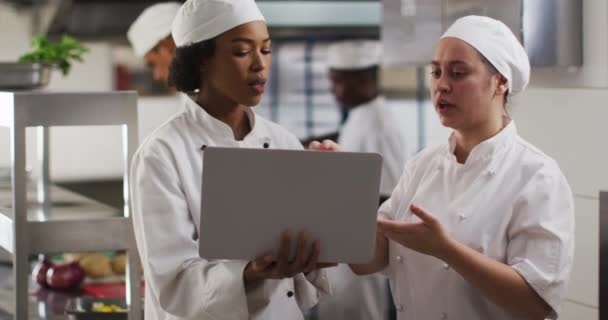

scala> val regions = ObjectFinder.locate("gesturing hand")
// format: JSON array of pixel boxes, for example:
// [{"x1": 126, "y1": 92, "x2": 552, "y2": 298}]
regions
[
  {"x1": 377, "y1": 204, "x2": 453, "y2": 259},
  {"x1": 308, "y1": 140, "x2": 340, "y2": 151}
]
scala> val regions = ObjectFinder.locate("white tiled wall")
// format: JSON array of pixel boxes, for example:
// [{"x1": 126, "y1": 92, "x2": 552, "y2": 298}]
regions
[
  {"x1": 560, "y1": 301, "x2": 598, "y2": 320},
  {"x1": 512, "y1": 89, "x2": 608, "y2": 198},
  {"x1": 568, "y1": 197, "x2": 599, "y2": 307}
]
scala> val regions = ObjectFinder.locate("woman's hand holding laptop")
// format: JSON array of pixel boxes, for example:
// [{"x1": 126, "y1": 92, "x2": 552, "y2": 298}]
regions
[{"x1": 243, "y1": 231, "x2": 337, "y2": 286}]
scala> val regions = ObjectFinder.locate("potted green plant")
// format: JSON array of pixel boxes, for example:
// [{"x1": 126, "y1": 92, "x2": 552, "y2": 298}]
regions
[{"x1": 0, "y1": 35, "x2": 89, "y2": 90}]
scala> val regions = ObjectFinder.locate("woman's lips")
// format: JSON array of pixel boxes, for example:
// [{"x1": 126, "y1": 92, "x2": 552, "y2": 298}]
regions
[
  {"x1": 249, "y1": 78, "x2": 267, "y2": 95},
  {"x1": 250, "y1": 83, "x2": 265, "y2": 94},
  {"x1": 436, "y1": 99, "x2": 456, "y2": 115}
]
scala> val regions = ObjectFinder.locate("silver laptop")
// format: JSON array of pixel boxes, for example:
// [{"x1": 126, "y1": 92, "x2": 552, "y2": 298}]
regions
[{"x1": 199, "y1": 147, "x2": 382, "y2": 264}]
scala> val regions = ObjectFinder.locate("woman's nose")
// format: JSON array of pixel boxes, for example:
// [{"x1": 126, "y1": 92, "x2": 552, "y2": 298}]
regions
[
  {"x1": 433, "y1": 75, "x2": 450, "y2": 93},
  {"x1": 251, "y1": 52, "x2": 267, "y2": 72}
]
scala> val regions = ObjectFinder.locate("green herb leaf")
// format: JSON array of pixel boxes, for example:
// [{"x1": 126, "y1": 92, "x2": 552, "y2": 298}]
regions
[{"x1": 18, "y1": 34, "x2": 89, "y2": 76}]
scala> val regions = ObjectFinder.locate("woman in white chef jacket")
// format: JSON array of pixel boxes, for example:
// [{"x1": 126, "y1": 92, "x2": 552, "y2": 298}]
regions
[
  {"x1": 329, "y1": 16, "x2": 574, "y2": 320},
  {"x1": 129, "y1": 0, "x2": 331, "y2": 319}
]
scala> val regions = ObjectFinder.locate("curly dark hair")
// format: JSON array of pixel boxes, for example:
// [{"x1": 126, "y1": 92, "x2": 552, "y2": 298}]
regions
[{"x1": 168, "y1": 39, "x2": 216, "y2": 93}]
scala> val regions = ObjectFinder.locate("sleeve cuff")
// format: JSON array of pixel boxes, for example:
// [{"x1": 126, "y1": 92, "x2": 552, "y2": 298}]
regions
[
  {"x1": 294, "y1": 270, "x2": 331, "y2": 311},
  {"x1": 204, "y1": 260, "x2": 250, "y2": 320},
  {"x1": 511, "y1": 260, "x2": 564, "y2": 320}
]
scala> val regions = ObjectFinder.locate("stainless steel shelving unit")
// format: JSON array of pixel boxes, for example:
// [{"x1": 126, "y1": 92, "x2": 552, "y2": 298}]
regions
[
  {"x1": 601, "y1": 191, "x2": 607, "y2": 320},
  {"x1": 0, "y1": 91, "x2": 141, "y2": 320}
]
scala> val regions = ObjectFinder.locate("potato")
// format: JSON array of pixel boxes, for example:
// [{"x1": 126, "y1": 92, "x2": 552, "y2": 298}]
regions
[
  {"x1": 62, "y1": 252, "x2": 85, "y2": 263},
  {"x1": 78, "y1": 253, "x2": 112, "y2": 278},
  {"x1": 112, "y1": 254, "x2": 127, "y2": 275}
]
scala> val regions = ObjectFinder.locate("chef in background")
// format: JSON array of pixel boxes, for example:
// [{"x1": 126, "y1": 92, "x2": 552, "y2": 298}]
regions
[
  {"x1": 326, "y1": 40, "x2": 409, "y2": 201},
  {"x1": 127, "y1": 2, "x2": 181, "y2": 83},
  {"x1": 311, "y1": 41, "x2": 406, "y2": 320}
]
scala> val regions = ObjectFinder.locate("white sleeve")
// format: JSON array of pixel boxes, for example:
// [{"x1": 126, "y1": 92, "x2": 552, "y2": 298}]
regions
[
  {"x1": 293, "y1": 270, "x2": 331, "y2": 311},
  {"x1": 507, "y1": 165, "x2": 575, "y2": 320},
  {"x1": 338, "y1": 118, "x2": 365, "y2": 152},
  {"x1": 378, "y1": 161, "x2": 411, "y2": 221},
  {"x1": 130, "y1": 150, "x2": 250, "y2": 319}
]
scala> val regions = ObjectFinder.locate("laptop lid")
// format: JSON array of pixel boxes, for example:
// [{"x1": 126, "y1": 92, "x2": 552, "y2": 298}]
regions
[{"x1": 199, "y1": 147, "x2": 382, "y2": 263}]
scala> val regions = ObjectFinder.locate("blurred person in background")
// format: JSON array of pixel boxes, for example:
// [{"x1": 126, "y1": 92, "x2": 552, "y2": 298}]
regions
[
  {"x1": 127, "y1": 2, "x2": 181, "y2": 83},
  {"x1": 310, "y1": 40, "x2": 407, "y2": 320},
  {"x1": 326, "y1": 40, "x2": 409, "y2": 201}
]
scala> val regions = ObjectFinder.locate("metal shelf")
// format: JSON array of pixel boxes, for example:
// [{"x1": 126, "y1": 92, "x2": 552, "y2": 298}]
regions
[
  {"x1": 0, "y1": 91, "x2": 141, "y2": 320},
  {"x1": 0, "y1": 185, "x2": 133, "y2": 254}
]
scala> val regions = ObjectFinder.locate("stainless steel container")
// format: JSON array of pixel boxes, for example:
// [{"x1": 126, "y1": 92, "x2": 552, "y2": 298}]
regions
[{"x1": 0, "y1": 62, "x2": 52, "y2": 90}]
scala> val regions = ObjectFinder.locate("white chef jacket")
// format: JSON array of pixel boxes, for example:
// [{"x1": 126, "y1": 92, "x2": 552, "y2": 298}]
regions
[
  {"x1": 338, "y1": 96, "x2": 409, "y2": 196},
  {"x1": 379, "y1": 121, "x2": 574, "y2": 320},
  {"x1": 130, "y1": 97, "x2": 330, "y2": 320}
]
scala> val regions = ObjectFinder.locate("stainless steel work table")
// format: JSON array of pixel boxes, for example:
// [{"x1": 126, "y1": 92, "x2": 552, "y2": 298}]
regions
[{"x1": 0, "y1": 91, "x2": 141, "y2": 320}]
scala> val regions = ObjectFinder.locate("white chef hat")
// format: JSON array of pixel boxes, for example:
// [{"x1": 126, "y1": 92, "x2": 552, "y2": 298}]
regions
[
  {"x1": 326, "y1": 40, "x2": 382, "y2": 71},
  {"x1": 440, "y1": 15, "x2": 530, "y2": 96},
  {"x1": 172, "y1": 0, "x2": 265, "y2": 47},
  {"x1": 127, "y1": 2, "x2": 182, "y2": 57}
]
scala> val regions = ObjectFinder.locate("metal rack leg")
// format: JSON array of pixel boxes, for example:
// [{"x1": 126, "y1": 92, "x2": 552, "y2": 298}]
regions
[
  {"x1": 126, "y1": 247, "x2": 142, "y2": 320},
  {"x1": 12, "y1": 119, "x2": 29, "y2": 319}
]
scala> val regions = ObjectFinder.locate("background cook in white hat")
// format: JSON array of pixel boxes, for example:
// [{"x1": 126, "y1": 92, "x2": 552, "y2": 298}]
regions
[
  {"x1": 326, "y1": 40, "x2": 409, "y2": 198},
  {"x1": 311, "y1": 40, "x2": 407, "y2": 320},
  {"x1": 346, "y1": 15, "x2": 574, "y2": 320},
  {"x1": 127, "y1": 2, "x2": 181, "y2": 82},
  {"x1": 130, "y1": 0, "x2": 332, "y2": 319}
]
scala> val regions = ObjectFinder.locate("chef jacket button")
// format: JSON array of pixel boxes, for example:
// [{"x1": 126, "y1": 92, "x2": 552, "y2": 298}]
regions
[
  {"x1": 395, "y1": 255, "x2": 403, "y2": 263},
  {"x1": 458, "y1": 213, "x2": 467, "y2": 221},
  {"x1": 263, "y1": 142, "x2": 270, "y2": 148},
  {"x1": 397, "y1": 304, "x2": 404, "y2": 312},
  {"x1": 441, "y1": 312, "x2": 448, "y2": 319},
  {"x1": 442, "y1": 262, "x2": 450, "y2": 270},
  {"x1": 200, "y1": 144, "x2": 207, "y2": 150},
  {"x1": 287, "y1": 290, "x2": 294, "y2": 298},
  {"x1": 486, "y1": 169, "x2": 495, "y2": 176}
]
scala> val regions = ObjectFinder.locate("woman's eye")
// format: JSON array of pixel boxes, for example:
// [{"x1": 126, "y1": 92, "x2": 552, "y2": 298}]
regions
[
  {"x1": 451, "y1": 70, "x2": 466, "y2": 78},
  {"x1": 430, "y1": 70, "x2": 441, "y2": 78},
  {"x1": 234, "y1": 51, "x2": 249, "y2": 57},
  {"x1": 261, "y1": 49, "x2": 272, "y2": 55}
]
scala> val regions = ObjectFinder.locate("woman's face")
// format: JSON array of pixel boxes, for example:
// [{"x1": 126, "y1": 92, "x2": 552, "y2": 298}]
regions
[
  {"x1": 202, "y1": 21, "x2": 271, "y2": 107},
  {"x1": 430, "y1": 37, "x2": 507, "y2": 131}
]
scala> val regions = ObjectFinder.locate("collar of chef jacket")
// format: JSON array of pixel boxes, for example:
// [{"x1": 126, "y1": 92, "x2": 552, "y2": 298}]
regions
[
  {"x1": 183, "y1": 96, "x2": 272, "y2": 146},
  {"x1": 349, "y1": 95, "x2": 385, "y2": 116},
  {"x1": 445, "y1": 118, "x2": 516, "y2": 167}
]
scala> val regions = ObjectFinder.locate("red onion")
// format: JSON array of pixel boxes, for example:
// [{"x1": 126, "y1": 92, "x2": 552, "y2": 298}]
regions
[
  {"x1": 32, "y1": 257, "x2": 54, "y2": 288},
  {"x1": 46, "y1": 261, "x2": 85, "y2": 290}
]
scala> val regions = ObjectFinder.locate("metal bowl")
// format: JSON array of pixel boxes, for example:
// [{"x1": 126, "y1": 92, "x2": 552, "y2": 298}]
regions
[{"x1": 0, "y1": 62, "x2": 53, "y2": 91}]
